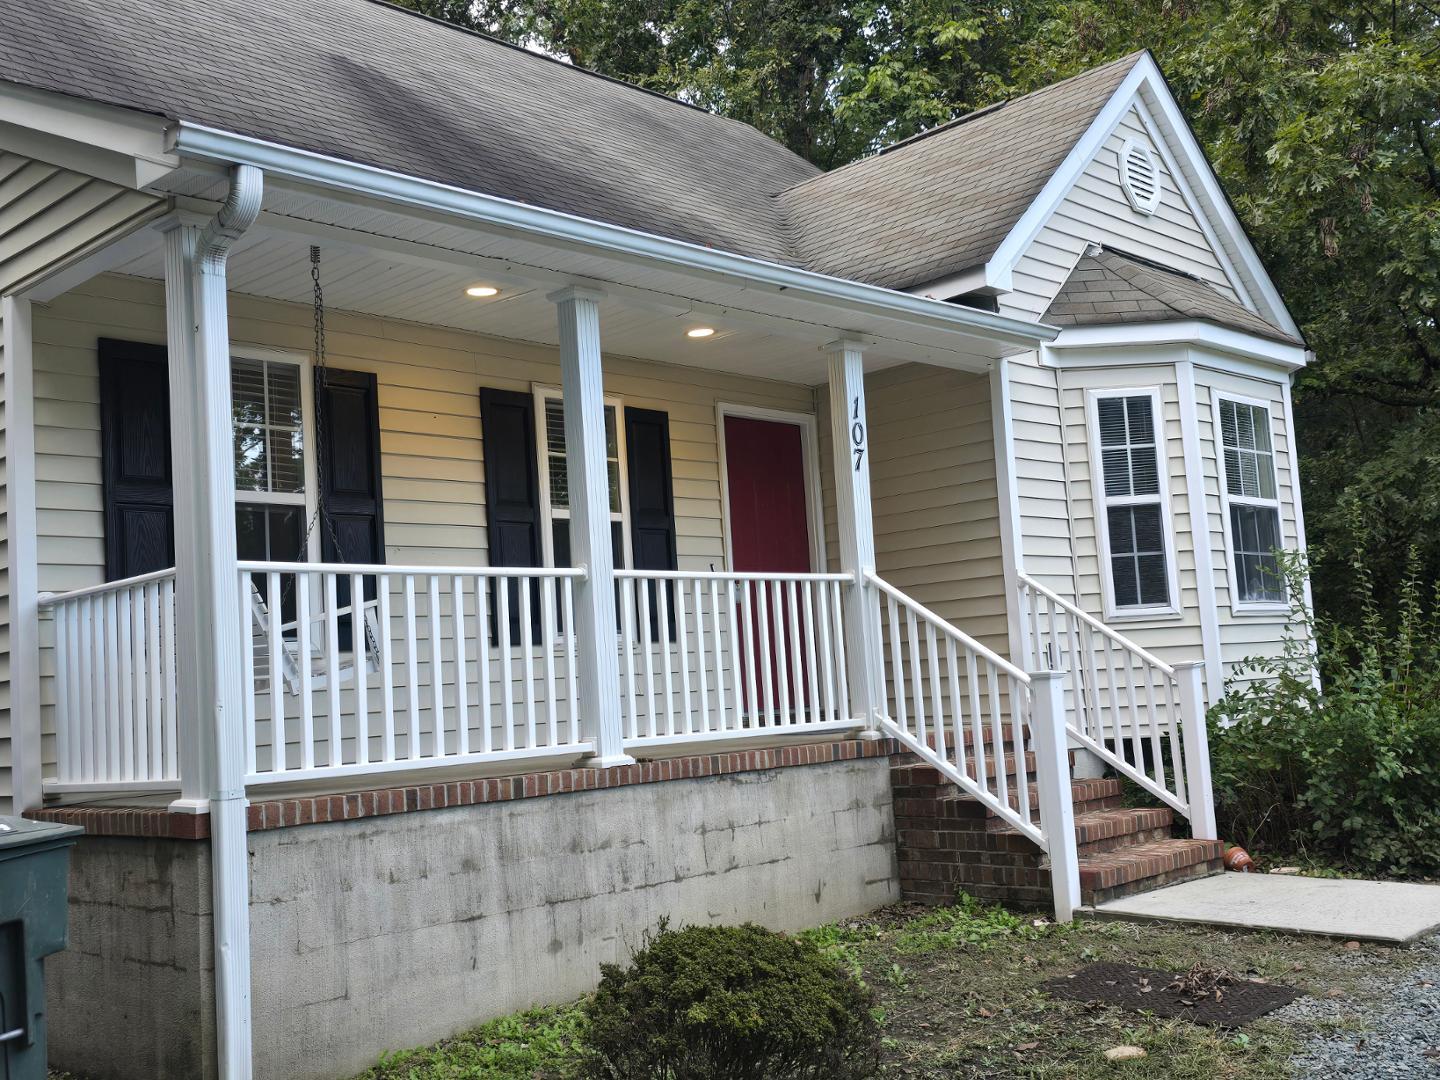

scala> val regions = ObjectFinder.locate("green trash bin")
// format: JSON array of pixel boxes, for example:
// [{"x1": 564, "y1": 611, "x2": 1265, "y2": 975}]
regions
[{"x1": 0, "y1": 817, "x2": 83, "y2": 1080}]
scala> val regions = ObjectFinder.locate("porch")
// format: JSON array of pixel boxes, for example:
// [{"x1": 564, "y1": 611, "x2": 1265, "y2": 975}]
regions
[{"x1": 10, "y1": 160, "x2": 1217, "y2": 927}]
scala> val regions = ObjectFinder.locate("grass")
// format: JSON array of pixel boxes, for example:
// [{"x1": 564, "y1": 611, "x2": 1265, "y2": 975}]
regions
[{"x1": 346, "y1": 895, "x2": 1426, "y2": 1080}]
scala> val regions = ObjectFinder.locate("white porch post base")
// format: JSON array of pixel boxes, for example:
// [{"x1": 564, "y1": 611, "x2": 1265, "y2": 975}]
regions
[
  {"x1": 1030, "y1": 670, "x2": 1081, "y2": 922},
  {"x1": 163, "y1": 168, "x2": 262, "y2": 1080},
  {"x1": 1176, "y1": 660, "x2": 1217, "y2": 840},
  {"x1": 550, "y1": 286, "x2": 634, "y2": 769},
  {"x1": 826, "y1": 340, "x2": 882, "y2": 729}
]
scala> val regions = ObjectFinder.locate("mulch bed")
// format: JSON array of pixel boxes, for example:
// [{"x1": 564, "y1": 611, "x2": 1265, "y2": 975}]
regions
[{"x1": 1042, "y1": 961, "x2": 1303, "y2": 1027}]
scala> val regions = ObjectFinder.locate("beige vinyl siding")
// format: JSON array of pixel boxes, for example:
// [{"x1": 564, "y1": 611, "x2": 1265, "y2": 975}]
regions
[
  {"x1": 1007, "y1": 352, "x2": 1076, "y2": 598},
  {"x1": 29, "y1": 273, "x2": 818, "y2": 783},
  {"x1": 0, "y1": 156, "x2": 163, "y2": 812},
  {"x1": 821, "y1": 364, "x2": 1008, "y2": 658},
  {"x1": 1000, "y1": 107, "x2": 1239, "y2": 322},
  {"x1": 1058, "y1": 363, "x2": 1205, "y2": 668},
  {"x1": 1194, "y1": 364, "x2": 1301, "y2": 686}
]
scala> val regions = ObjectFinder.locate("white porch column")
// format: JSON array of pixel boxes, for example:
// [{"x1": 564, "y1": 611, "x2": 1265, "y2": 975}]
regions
[
  {"x1": 2, "y1": 296, "x2": 42, "y2": 812},
  {"x1": 162, "y1": 166, "x2": 262, "y2": 1080},
  {"x1": 825, "y1": 339, "x2": 882, "y2": 729},
  {"x1": 549, "y1": 286, "x2": 633, "y2": 767}
]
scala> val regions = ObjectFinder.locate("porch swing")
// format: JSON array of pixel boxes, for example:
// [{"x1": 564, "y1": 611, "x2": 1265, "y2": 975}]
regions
[{"x1": 248, "y1": 247, "x2": 383, "y2": 696}]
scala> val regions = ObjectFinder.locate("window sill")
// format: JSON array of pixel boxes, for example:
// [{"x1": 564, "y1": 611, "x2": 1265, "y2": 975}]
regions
[
  {"x1": 1103, "y1": 607, "x2": 1184, "y2": 624},
  {"x1": 1227, "y1": 603, "x2": 1290, "y2": 618}
]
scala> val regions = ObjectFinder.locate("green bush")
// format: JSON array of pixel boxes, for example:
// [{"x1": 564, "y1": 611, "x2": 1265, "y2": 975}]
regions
[
  {"x1": 580, "y1": 922, "x2": 879, "y2": 1080},
  {"x1": 1210, "y1": 551, "x2": 1440, "y2": 877}
]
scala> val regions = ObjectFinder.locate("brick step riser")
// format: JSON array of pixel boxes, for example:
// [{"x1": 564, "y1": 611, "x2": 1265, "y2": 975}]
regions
[
  {"x1": 896, "y1": 815, "x2": 1175, "y2": 859},
  {"x1": 891, "y1": 751, "x2": 1079, "y2": 789},
  {"x1": 1077, "y1": 825, "x2": 1175, "y2": 857},
  {"x1": 1083, "y1": 857, "x2": 1224, "y2": 906}
]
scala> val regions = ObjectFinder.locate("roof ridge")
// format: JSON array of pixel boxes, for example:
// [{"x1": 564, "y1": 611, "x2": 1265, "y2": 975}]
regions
[{"x1": 781, "y1": 49, "x2": 1148, "y2": 196}]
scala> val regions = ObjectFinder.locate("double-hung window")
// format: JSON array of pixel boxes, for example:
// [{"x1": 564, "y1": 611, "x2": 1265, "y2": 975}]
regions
[
  {"x1": 534, "y1": 389, "x2": 631, "y2": 570},
  {"x1": 1091, "y1": 389, "x2": 1175, "y2": 616},
  {"x1": 233, "y1": 353, "x2": 312, "y2": 564},
  {"x1": 1217, "y1": 396, "x2": 1285, "y2": 607}
]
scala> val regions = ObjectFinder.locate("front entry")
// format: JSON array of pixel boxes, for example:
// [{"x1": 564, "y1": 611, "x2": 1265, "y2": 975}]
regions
[
  {"x1": 723, "y1": 414, "x2": 813, "y2": 573},
  {"x1": 723, "y1": 414, "x2": 814, "y2": 720}
]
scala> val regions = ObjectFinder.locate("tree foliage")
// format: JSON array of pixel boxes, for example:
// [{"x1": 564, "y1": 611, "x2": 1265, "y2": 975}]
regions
[{"x1": 395, "y1": 0, "x2": 1440, "y2": 621}]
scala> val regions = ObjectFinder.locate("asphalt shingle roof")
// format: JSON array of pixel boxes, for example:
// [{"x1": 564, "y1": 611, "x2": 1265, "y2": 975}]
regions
[
  {"x1": 1045, "y1": 248, "x2": 1299, "y2": 344},
  {"x1": 778, "y1": 54, "x2": 1145, "y2": 291},
  {"x1": 0, "y1": 0, "x2": 820, "y2": 263}
]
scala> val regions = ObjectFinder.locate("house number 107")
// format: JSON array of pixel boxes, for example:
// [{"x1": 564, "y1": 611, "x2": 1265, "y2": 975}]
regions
[{"x1": 851, "y1": 396, "x2": 866, "y2": 472}]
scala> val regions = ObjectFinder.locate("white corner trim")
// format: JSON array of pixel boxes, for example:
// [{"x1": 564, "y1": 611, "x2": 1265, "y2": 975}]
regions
[
  {"x1": 1279, "y1": 376, "x2": 1318, "y2": 625},
  {"x1": 3, "y1": 297, "x2": 42, "y2": 812},
  {"x1": 1083, "y1": 384, "x2": 1184, "y2": 622},
  {"x1": 715, "y1": 402, "x2": 826, "y2": 573},
  {"x1": 1049, "y1": 321, "x2": 1307, "y2": 370},
  {"x1": 1175, "y1": 358, "x2": 1225, "y2": 702},
  {"x1": 989, "y1": 359, "x2": 1026, "y2": 665}
]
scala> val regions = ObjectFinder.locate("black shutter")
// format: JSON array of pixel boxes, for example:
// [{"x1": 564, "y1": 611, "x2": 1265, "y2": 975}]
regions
[
  {"x1": 315, "y1": 368, "x2": 385, "y2": 649},
  {"x1": 99, "y1": 339, "x2": 174, "y2": 580},
  {"x1": 624, "y1": 407, "x2": 677, "y2": 641},
  {"x1": 624, "y1": 407, "x2": 677, "y2": 571},
  {"x1": 479, "y1": 388, "x2": 543, "y2": 643}
]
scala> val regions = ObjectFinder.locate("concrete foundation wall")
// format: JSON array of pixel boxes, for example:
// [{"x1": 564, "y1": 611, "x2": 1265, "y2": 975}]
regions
[
  {"x1": 46, "y1": 836, "x2": 217, "y2": 1080},
  {"x1": 47, "y1": 756, "x2": 898, "y2": 1080}
]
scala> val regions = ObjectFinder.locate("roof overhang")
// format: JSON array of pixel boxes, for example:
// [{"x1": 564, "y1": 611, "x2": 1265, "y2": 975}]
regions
[
  {"x1": 168, "y1": 122, "x2": 1055, "y2": 364},
  {"x1": 0, "y1": 81, "x2": 179, "y2": 189},
  {"x1": 1046, "y1": 320, "x2": 1308, "y2": 372},
  {"x1": 978, "y1": 52, "x2": 1301, "y2": 341}
]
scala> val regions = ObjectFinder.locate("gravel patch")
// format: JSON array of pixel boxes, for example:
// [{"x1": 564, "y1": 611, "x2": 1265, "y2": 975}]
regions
[{"x1": 1284, "y1": 934, "x2": 1440, "y2": 1077}]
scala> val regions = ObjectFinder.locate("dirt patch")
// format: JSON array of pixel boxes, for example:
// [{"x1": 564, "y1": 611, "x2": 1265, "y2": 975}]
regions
[{"x1": 1043, "y1": 961, "x2": 1302, "y2": 1026}]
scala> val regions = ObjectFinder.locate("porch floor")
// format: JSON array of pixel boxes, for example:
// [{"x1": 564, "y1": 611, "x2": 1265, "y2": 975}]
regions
[{"x1": 1088, "y1": 872, "x2": 1440, "y2": 943}]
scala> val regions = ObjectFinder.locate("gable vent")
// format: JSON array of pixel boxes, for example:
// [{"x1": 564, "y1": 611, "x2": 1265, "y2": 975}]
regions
[{"x1": 1119, "y1": 138, "x2": 1162, "y2": 215}]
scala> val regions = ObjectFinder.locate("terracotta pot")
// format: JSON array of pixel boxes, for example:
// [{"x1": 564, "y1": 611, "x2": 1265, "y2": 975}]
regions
[{"x1": 1222, "y1": 845, "x2": 1254, "y2": 873}]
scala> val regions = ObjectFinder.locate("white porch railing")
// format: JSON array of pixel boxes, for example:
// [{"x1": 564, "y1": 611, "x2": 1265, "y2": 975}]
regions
[
  {"x1": 39, "y1": 568, "x2": 180, "y2": 792},
  {"x1": 615, "y1": 570, "x2": 859, "y2": 748},
  {"x1": 1017, "y1": 572, "x2": 1214, "y2": 834},
  {"x1": 239, "y1": 561, "x2": 589, "y2": 783}
]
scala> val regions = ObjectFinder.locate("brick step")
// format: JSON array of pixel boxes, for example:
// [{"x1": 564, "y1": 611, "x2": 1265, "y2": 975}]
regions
[
  {"x1": 1078, "y1": 838, "x2": 1225, "y2": 906},
  {"x1": 1071, "y1": 807, "x2": 1175, "y2": 856},
  {"x1": 892, "y1": 750, "x2": 1078, "y2": 792},
  {"x1": 894, "y1": 777, "x2": 1124, "y2": 832}
]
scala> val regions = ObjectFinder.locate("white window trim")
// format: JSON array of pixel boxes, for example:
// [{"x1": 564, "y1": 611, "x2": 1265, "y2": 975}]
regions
[
  {"x1": 531, "y1": 384, "x2": 633, "y2": 570},
  {"x1": 231, "y1": 343, "x2": 319, "y2": 563},
  {"x1": 1085, "y1": 386, "x2": 1182, "y2": 621},
  {"x1": 1211, "y1": 390, "x2": 1288, "y2": 616},
  {"x1": 715, "y1": 403, "x2": 826, "y2": 573}
]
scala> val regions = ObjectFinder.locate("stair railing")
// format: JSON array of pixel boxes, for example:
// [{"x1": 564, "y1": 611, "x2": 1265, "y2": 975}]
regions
[
  {"x1": 1016, "y1": 572, "x2": 1215, "y2": 838},
  {"x1": 866, "y1": 572, "x2": 1081, "y2": 920}
]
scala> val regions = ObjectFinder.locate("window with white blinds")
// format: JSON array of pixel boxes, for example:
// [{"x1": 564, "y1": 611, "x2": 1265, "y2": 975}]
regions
[
  {"x1": 1091, "y1": 389, "x2": 1175, "y2": 614},
  {"x1": 1218, "y1": 397, "x2": 1285, "y2": 605},
  {"x1": 232, "y1": 354, "x2": 311, "y2": 565},
  {"x1": 534, "y1": 389, "x2": 630, "y2": 569}
]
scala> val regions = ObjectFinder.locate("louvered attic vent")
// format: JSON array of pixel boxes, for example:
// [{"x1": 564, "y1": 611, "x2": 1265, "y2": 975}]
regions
[{"x1": 1119, "y1": 138, "x2": 1162, "y2": 215}]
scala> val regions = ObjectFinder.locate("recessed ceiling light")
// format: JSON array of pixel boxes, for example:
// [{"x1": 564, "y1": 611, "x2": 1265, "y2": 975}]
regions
[
  {"x1": 466, "y1": 285, "x2": 500, "y2": 298},
  {"x1": 686, "y1": 326, "x2": 715, "y2": 339}
]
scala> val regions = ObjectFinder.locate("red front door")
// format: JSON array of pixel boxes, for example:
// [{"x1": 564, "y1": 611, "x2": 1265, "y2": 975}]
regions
[{"x1": 724, "y1": 416, "x2": 812, "y2": 721}]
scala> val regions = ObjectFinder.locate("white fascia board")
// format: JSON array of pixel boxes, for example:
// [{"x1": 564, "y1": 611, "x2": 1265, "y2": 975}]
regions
[
  {"x1": 0, "y1": 83, "x2": 178, "y2": 188},
  {"x1": 906, "y1": 265, "x2": 990, "y2": 299},
  {"x1": 171, "y1": 122, "x2": 1055, "y2": 354},
  {"x1": 1134, "y1": 73, "x2": 1301, "y2": 338},
  {"x1": 983, "y1": 60, "x2": 1152, "y2": 292},
  {"x1": 1048, "y1": 321, "x2": 1306, "y2": 371}
]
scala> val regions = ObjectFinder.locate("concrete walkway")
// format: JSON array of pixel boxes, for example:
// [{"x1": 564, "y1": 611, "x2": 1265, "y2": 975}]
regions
[{"x1": 1089, "y1": 873, "x2": 1440, "y2": 944}]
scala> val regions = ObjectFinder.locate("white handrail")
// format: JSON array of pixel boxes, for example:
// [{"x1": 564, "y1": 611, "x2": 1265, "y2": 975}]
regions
[
  {"x1": 1017, "y1": 572, "x2": 1175, "y2": 676},
  {"x1": 866, "y1": 572, "x2": 1031, "y2": 685},
  {"x1": 38, "y1": 566, "x2": 178, "y2": 606},
  {"x1": 238, "y1": 560, "x2": 586, "y2": 578},
  {"x1": 615, "y1": 568, "x2": 853, "y2": 583}
]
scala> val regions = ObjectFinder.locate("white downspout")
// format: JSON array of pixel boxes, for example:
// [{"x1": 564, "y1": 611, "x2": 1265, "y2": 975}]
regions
[{"x1": 166, "y1": 163, "x2": 263, "y2": 1079}]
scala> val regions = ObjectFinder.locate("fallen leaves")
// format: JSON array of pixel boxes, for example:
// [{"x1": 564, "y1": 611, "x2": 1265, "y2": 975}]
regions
[
  {"x1": 1103, "y1": 1045, "x2": 1147, "y2": 1062},
  {"x1": 1165, "y1": 963, "x2": 1237, "y2": 1006}
]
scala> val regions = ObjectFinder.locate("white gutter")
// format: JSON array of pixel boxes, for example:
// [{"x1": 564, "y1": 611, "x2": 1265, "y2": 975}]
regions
[{"x1": 170, "y1": 123, "x2": 1057, "y2": 352}]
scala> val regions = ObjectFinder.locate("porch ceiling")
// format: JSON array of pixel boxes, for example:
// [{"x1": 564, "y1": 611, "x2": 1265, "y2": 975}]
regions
[{"x1": 92, "y1": 170, "x2": 1046, "y2": 385}]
